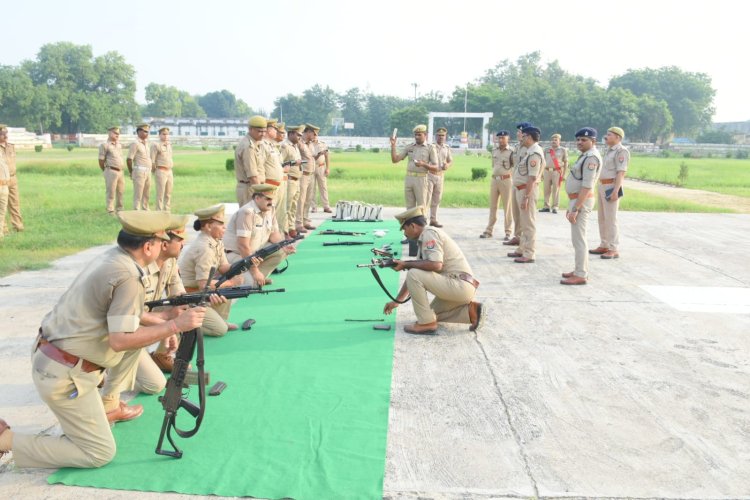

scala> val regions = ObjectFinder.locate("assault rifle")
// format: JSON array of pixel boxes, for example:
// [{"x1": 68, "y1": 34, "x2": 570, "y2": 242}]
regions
[
  {"x1": 322, "y1": 241, "x2": 374, "y2": 246},
  {"x1": 357, "y1": 257, "x2": 396, "y2": 269},
  {"x1": 214, "y1": 235, "x2": 303, "y2": 287},
  {"x1": 282, "y1": 159, "x2": 307, "y2": 168},
  {"x1": 145, "y1": 285, "x2": 285, "y2": 310},
  {"x1": 318, "y1": 229, "x2": 366, "y2": 236}
]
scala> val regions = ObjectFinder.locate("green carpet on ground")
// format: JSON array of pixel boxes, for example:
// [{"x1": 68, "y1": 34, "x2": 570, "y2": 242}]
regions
[{"x1": 48, "y1": 220, "x2": 402, "y2": 499}]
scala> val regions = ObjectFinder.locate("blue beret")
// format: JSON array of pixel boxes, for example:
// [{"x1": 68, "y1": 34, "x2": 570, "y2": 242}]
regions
[
  {"x1": 575, "y1": 127, "x2": 597, "y2": 138},
  {"x1": 522, "y1": 126, "x2": 541, "y2": 136},
  {"x1": 496, "y1": 130, "x2": 510, "y2": 137},
  {"x1": 516, "y1": 122, "x2": 533, "y2": 130}
]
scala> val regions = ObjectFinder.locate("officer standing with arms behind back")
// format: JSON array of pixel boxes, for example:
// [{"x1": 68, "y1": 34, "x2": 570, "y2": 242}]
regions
[
  {"x1": 427, "y1": 127, "x2": 452, "y2": 227},
  {"x1": 507, "y1": 126, "x2": 544, "y2": 263},
  {"x1": 390, "y1": 125, "x2": 438, "y2": 209},
  {"x1": 150, "y1": 126, "x2": 174, "y2": 212},
  {"x1": 503, "y1": 122, "x2": 532, "y2": 247},
  {"x1": 541, "y1": 133, "x2": 568, "y2": 214},
  {"x1": 0, "y1": 125, "x2": 23, "y2": 232},
  {"x1": 481, "y1": 130, "x2": 514, "y2": 240},
  {"x1": 98, "y1": 126, "x2": 125, "y2": 215},
  {"x1": 235, "y1": 116, "x2": 267, "y2": 206},
  {"x1": 561, "y1": 128, "x2": 601, "y2": 285},
  {"x1": 127, "y1": 124, "x2": 153, "y2": 210}
]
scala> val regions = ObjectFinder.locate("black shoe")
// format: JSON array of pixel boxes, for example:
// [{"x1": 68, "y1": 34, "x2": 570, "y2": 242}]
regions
[
  {"x1": 539, "y1": 208, "x2": 550, "y2": 213},
  {"x1": 552, "y1": 208, "x2": 558, "y2": 214}
]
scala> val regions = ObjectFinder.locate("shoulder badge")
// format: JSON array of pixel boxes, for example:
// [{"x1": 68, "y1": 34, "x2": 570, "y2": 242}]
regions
[
  {"x1": 618, "y1": 156, "x2": 625, "y2": 163},
  {"x1": 530, "y1": 160, "x2": 537, "y2": 167},
  {"x1": 425, "y1": 239, "x2": 436, "y2": 250}
]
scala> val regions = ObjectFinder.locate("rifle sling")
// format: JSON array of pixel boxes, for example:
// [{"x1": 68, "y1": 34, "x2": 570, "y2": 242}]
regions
[{"x1": 370, "y1": 267, "x2": 410, "y2": 304}]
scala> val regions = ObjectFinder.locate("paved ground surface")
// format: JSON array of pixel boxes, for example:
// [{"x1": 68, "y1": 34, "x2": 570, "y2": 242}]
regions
[{"x1": 1, "y1": 207, "x2": 749, "y2": 500}]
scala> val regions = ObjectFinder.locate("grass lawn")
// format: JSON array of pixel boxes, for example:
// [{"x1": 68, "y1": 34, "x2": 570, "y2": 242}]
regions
[{"x1": 0, "y1": 148, "x2": 741, "y2": 276}]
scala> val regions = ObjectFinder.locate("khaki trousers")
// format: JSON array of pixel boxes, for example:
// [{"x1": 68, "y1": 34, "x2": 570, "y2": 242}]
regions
[
  {"x1": 12, "y1": 349, "x2": 114, "y2": 468},
  {"x1": 100, "y1": 348, "x2": 141, "y2": 412},
  {"x1": 405, "y1": 269, "x2": 476, "y2": 324},
  {"x1": 314, "y1": 165, "x2": 330, "y2": 209},
  {"x1": 597, "y1": 184, "x2": 621, "y2": 251},
  {"x1": 131, "y1": 167, "x2": 151, "y2": 210},
  {"x1": 514, "y1": 185, "x2": 539, "y2": 259},
  {"x1": 7, "y1": 175, "x2": 23, "y2": 230},
  {"x1": 286, "y1": 178, "x2": 300, "y2": 231},
  {"x1": 236, "y1": 182, "x2": 253, "y2": 206},
  {"x1": 542, "y1": 169, "x2": 562, "y2": 210},
  {"x1": 201, "y1": 304, "x2": 230, "y2": 337},
  {"x1": 103, "y1": 168, "x2": 124, "y2": 214},
  {"x1": 570, "y1": 197, "x2": 595, "y2": 278},
  {"x1": 485, "y1": 177, "x2": 513, "y2": 236},
  {"x1": 0, "y1": 186, "x2": 8, "y2": 237},
  {"x1": 511, "y1": 186, "x2": 521, "y2": 237},
  {"x1": 154, "y1": 168, "x2": 173, "y2": 212},
  {"x1": 134, "y1": 348, "x2": 167, "y2": 394},
  {"x1": 298, "y1": 173, "x2": 315, "y2": 225},
  {"x1": 404, "y1": 175, "x2": 429, "y2": 209},
  {"x1": 426, "y1": 173, "x2": 444, "y2": 221},
  {"x1": 274, "y1": 180, "x2": 288, "y2": 232}
]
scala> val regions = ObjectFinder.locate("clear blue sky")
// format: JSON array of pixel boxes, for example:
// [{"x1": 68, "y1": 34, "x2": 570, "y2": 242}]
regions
[{"x1": 3, "y1": 0, "x2": 745, "y2": 122}]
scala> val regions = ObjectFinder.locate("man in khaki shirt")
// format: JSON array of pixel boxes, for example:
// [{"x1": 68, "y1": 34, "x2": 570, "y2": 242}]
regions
[
  {"x1": 541, "y1": 133, "x2": 568, "y2": 214},
  {"x1": 503, "y1": 122, "x2": 532, "y2": 247},
  {"x1": 310, "y1": 127, "x2": 332, "y2": 213},
  {"x1": 150, "y1": 127, "x2": 174, "y2": 211},
  {"x1": 0, "y1": 125, "x2": 23, "y2": 232},
  {"x1": 507, "y1": 126, "x2": 545, "y2": 263},
  {"x1": 0, "y1": 150, "x2": 9, "y2": 238},
  {"x1": 224, "y1": 184, "x2": 292, "y2": 286},
  {"x1": 235, "y1": 116, "x2": 268, "y2": 205},
  {"x1": 482, "y1": 130, "x2": 515, "y2": 240},
  {"x1": 282, "y1": 125, "x2": 305, "y2": 237},
  {"x1": 383, "y1": 206, "x2": 483, "y2": 335},
  {"x1": 296, "y1": 125, "x2": 318, "y2": 232},
  {"x1": 98, "y1": 126, "x2": 125, "y2": 214},
  {"x1": 263, "y1": 120, "x2": 288, "y2": 237},
  {"x1": 390, "y1": 124, "x2": 439, "y2": 209},
  {"x1": 0, "y1": 211, "x2": 205, "y2": 468},
  {"x1": 127, "y1": 124, "x2": 153, "y2": 210},
  {"x1": 591, "y1": 126, "x2": 630, "y2": 260},
  {"x1": 427, "y1": 127, "x2": 453, "y2": 227}
]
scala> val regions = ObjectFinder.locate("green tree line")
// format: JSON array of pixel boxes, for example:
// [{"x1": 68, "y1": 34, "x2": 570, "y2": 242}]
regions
[{"x1": 0, "y1": 44, "x2": 717, "y2": 142}]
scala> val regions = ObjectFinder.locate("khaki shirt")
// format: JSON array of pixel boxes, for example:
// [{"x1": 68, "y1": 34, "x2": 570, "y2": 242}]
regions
[
  {"x1": 150, "y1": 141, "x2": 173, "y2": 169},
  {"x1": 601, "y1": 143, "x2": 630, "y2": 180},
  {"x1": 145, "y1": 258, "x2": 185, "y2": 302},
  {"x1": 223, "y1": 200, "x2": 278, "y2": 255},
  {"x1": 299, "y1": 141, "x2": 316, "y2": 173},
  {"x1": 41, "y1": 247, "x2": 150, "y2": 368},
  {"x1": 513, "y1": 143, "x2": 545, "y2": 186},
  {"x1": 99, "y1": 141, "x2": 124, "y2": 170},
  {"x1": 261, "y1": 139, "x2": 284, "y2": 182},
  {"x1": 491, "y1": 146, "x2": 514, "y2": 177},
  {"x1": 311, "y1": 140, "x2": 328, "y2": 167},
  {"x1": 235, "y1": 135, "x2": 265, "y2": 182},
  {"x1": 511, "y1": 142, "x2": 526, "y2": 174},
  {"x1": 0, "y1": 153, "x2": 10, "y2": 190},
  {"x1": 566, "y1": 147, "x2": 602, "y2": 194},
  {"x1": 0, "y1": 142, "x2": 17, "y2": 176},
  {"x1": 128, "y1": 138, "x2": 152, "y2": 168},
  {"x1": 280, "y1": 140, "x2": 302, "y2": 177},
  {"x1": 178, "y1": 232, "x2": 229, "y2": 289},
  {"x1": 433, "y1": 143, "x2": 453, "y2": 174},
  {"x1": 395, "y1": 143, "x2": 438, "y2": 174},
  {"x1": 418, "y1": 227, "x2": 473, "y2": 275},
  {"x1": 544, "y1": 146, "x2": 568, "y2": 172}
]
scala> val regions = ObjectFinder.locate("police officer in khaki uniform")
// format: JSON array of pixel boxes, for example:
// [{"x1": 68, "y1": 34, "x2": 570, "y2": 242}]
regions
[
  {"x1": 0, "y1": 149, "x2": 9, "y2": 238},
  {"x1": 541, "y1": 133, "x2": 568, "y2": 214},
  {"x1": 98, "y1": 126, "x2": 125, "y2": 214},
  {"x1": 272, "y1": 122, "x2": 291, "y2": 234},
  {"x1": 224, "y1": 184, "x2": 292, "y2": 286},
  {"x1": 390, "y1": 125, "x2": 439, "y2": 209},
  {"x1": 263, "y1": 119, "x2": 288, "y2": 238},
  {"x1": 503, "y1": 122, "x2": 532, "y2": 246},
  {"x1": 481, "y1": 130, "x2": 515, "y2": 240},
  {"x1": 507, "y1": 126, "x2": 545, "y2": 263},
  {"x1": 591, "y1": 126, "x2": 630, "y2": 260},
  {"x1": 0, "y1": 125, "x2": 23, "y2": 232},
  {"x1": 561, "y1": 128, "x2": 602, "y2": 285},
  {"x1": 178, "y1": 204, "x2": 240, "y2": 336},
  {"x1": 296, "y1": 125, "x2": 318, "y2": 232},
  {"x1": 235, "y1": 116, "x2": 268, "y2": 205},
  {"x1": 383, "y1": 206, "x2": 483, "y2": 335},
  {"x1": 310, "y1": 126, "x2": 332, "y2": 213},
  {"x1": 150, "y1": 127, "x2": 174, "y2": 212},
  {"x1": 0, "y1": 211, "x2": 205, "y2": 468},
  {"x1": 127, "y1": 124, "x2": 153, "y2": 210},
  {"x1": 427, "y1": 127, "x2": 453, "y2": 227},
  {"x1": 280, "y1": 125, "x2": 304, "y2": 237}
]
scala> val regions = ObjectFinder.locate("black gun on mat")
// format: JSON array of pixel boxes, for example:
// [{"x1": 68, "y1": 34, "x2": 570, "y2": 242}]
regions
[
  {"x1": 146, "y1": 285, "x2": 285, "y2": 309},
  {"x1": 322, "y1": 241, "x2": 374, "y2": 246},
  {"x1": 356, "y1": 257, "x2": 396, "y2": 268},
  {"x1": 318, "y1": 230, "x2": 366, "y2": 236},
  {"x1": 215, "y1": 235, "x2": 303, "y2": 287}
]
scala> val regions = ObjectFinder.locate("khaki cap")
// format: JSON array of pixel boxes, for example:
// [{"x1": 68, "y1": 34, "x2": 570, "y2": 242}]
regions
[
  {"x1": 194, "y1": 204, "x2": 225, "y2": 223},
  {"x1": 289, "y1": 125, "x2": 305, "y2": 135},
  {"x1": 136, "y1": 123, "x2": 150, "y2": 132},
  {"x1": 251, "y1": 183, "x2": 278, "y2": 200},
  {"x1": 117, "y1": 211, "x2": 171, "y2": 241},
  {"x1": 166, "y1": 214, "x2": 190, "y2": 239},
  {"x1": 395, "y1": 205, "x2": 426, "y2": 229},
  {"x1": 436, "y1": 127, "x2": 447, "y2": 135},
  {"x1": 0, "y1": 124, "x2": 7, "y2": 131},
  {"x1": 304, "y1": 123, "x2": 320, "y2": 132},
  {"x1": 158, "y1": 127, "x2": 170, "y2": 133},
  {"x1": 608, "y1": 127, "x2": 625, "y2": 138},
  {"x1": 107, "y1": 126, "x2": 120, "y2": 133},
  {"x1": 550, "y1": 133, "x2": 562, "y2": 139},
  {"x1": 249, "y1": 115, "x2": 267, "y2": 128},
  {"x1": 413, "y1": 124, "x2": 427, "y2": 134},
  {"x1": 276, "y1": 122, "x2": 286, "y2": 132},
  {"x1": 266, "y1": 119, "x2": 279, "y2": 129}
]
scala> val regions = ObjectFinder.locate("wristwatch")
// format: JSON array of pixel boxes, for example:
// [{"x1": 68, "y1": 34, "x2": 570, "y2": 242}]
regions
[{"x1": 571, "y1": 206, "x2": 578, "y2": 213}]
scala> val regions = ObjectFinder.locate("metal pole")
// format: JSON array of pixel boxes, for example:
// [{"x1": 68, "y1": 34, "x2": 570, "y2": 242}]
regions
[{"x1": 463, "y1": 86, "x2": 468, "y2": 132}]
